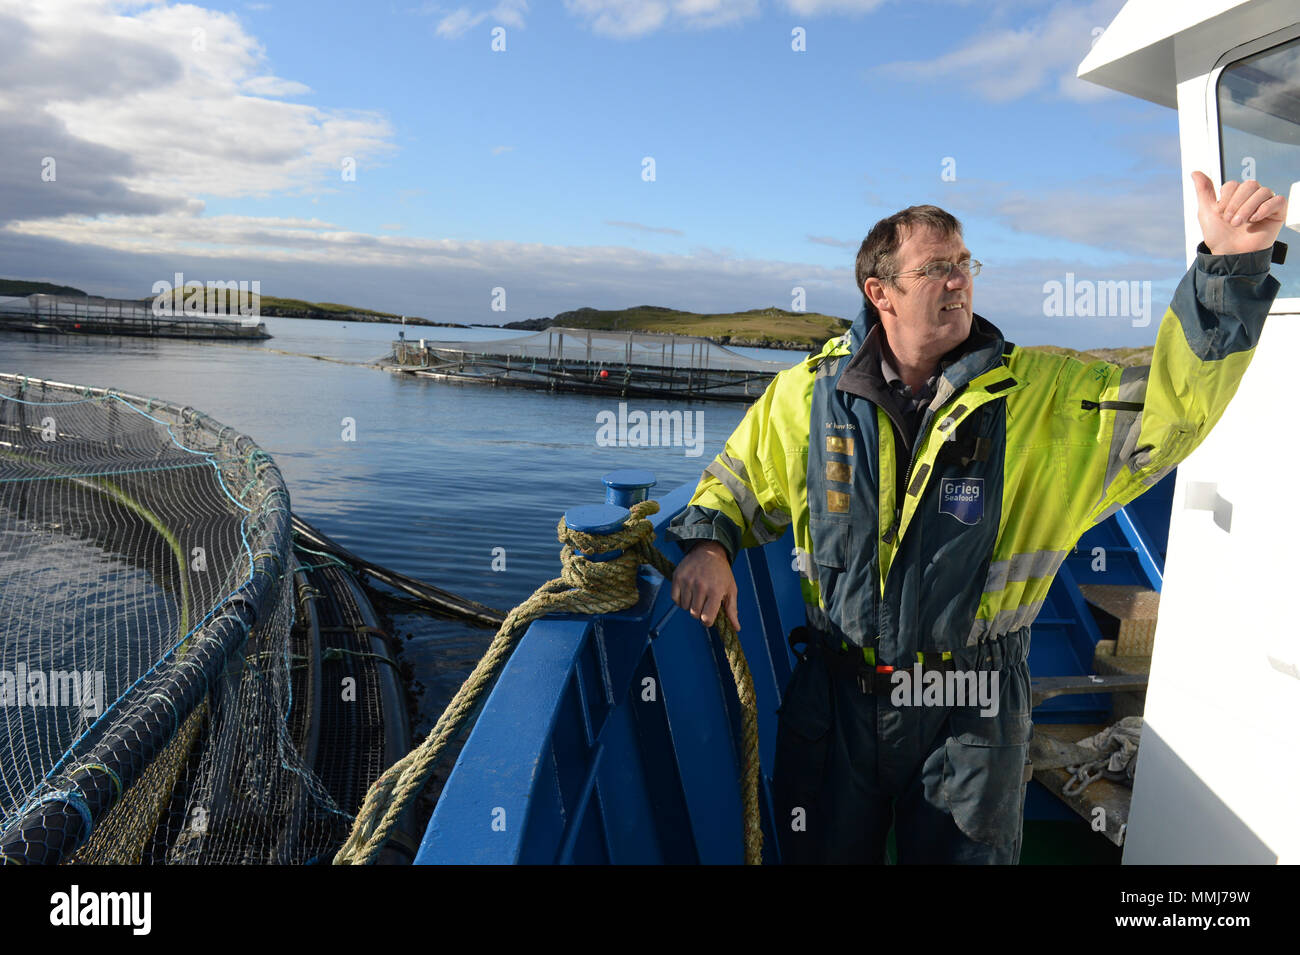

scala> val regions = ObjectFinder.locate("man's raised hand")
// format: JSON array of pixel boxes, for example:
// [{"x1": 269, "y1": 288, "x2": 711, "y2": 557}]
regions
[{"x1": 1191, "y1": 170, "x2": 1289, "y2": 255}]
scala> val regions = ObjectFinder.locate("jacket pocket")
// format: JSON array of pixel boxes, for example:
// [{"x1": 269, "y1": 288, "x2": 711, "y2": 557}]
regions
[
  {"x1": 809, "y1": 516, "x2": 865, "y2": 639},
  {"x1": 942, "y1": 661, "x2": 1032, "y2": 848},
  {"x1": 941, "y1": 734, "x2": 1030, "y2": 848}
]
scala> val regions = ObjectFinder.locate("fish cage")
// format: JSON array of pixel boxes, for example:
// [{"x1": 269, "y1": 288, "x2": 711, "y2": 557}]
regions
[
  {"x1": 0, "y1": 373, "x2": 408, "y2": 864},
  {"x1": 0, "y1": 294, "x2": 270, "y2": 340},
  {"x1": 387, "y1": 326, "x2": 799, "y2": 402}
]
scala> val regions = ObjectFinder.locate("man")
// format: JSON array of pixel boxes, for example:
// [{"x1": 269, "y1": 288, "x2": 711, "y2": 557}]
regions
[{"x1": 665, "y1": 171, "x2": 1288, "y2": 864}]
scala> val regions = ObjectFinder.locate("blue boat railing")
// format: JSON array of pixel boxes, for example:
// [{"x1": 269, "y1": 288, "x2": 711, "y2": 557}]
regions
[{"x1": 415, "y1": 469, "x2": 1175, "y2": 864}]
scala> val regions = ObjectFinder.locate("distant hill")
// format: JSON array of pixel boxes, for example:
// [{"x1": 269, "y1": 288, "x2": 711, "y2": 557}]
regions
[
  {"x1": 0, "y1": 279, "x2": 87, "y2": 297},
  {"x1": 499, "y1": 305, "x2": 852, "y2": 351},
  {"x1": 1, "y1": 277, "x2": 461, "y2": 326},
  {"x1": 1026, "y1": 344, "x2": 1154, "y2": 368},
  {"x1": 144, "y1": 289, "x2": 465, "y2": 327}
]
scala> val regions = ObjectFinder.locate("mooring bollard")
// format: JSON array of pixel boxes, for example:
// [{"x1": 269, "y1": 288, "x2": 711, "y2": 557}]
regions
[
  {"x1": 563, "y1": 503, "x2": 633, "y2": 562},
  {"x1": 602, "y1": 469, "x2": 656, "y2": 508},
  {"x1": 562, "y1": 471, "x2": 656, "y2": 561}
]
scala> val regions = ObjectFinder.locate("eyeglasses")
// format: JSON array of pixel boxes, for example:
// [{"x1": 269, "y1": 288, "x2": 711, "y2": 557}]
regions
[{"x1": 885, "y1": 259, "x2": 982, "y2": 282}]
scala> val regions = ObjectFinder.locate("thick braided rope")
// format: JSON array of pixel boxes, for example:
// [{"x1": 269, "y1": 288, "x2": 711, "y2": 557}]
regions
[
  {"x1": 635, "y1": 543, "x2": 761, "y2": 864},
  {"x1": 713, "y1": 612, "x2": 762, "y2": 865},
  {"x1": 333, "y1": 500, "x2": 762, "y2": 865}
]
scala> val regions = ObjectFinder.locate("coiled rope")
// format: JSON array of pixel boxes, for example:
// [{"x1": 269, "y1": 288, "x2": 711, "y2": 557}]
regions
[{"x1": 333, "y1": 499, "x2": 762, "y2": 865}]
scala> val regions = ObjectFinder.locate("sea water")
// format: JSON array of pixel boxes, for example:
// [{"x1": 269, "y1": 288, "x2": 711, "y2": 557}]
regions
[{"x1": 0, "y1": 319, "x2": 804, "y2": 745}]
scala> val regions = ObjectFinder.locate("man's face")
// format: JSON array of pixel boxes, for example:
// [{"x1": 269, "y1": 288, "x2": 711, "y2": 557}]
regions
[{"x1": 870, "y1": 225, "x2": 974, "y2": 356}]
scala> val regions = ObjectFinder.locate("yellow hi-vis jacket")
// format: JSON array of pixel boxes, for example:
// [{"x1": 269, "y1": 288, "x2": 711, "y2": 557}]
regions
[{"x1": 666, "y1": 243, "x2": 1282, "y2": 665}]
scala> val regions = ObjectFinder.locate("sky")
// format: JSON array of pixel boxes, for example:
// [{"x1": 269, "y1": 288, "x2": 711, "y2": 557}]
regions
[{"x1": 0, "y1": 0, "x2": 1198, "y2": 348}]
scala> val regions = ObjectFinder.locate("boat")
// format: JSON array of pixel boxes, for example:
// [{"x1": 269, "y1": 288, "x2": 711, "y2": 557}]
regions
[
  {"x1": 412, "y1": 467, "x2": 1167, "y2": 863},
  {"x1": 413, "y1": 0, "x2": 1300, "y2": 864}
]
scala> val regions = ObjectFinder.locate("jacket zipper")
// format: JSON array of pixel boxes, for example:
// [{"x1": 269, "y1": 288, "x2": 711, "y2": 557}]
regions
[{"x1": 881, "y1": 406, "x2": 935, "y2": 545}]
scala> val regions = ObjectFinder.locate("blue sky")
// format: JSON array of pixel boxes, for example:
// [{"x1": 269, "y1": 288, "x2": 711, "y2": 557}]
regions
[{"x1": 1, "y1": 0, "x2": 1195, "y2": 348}]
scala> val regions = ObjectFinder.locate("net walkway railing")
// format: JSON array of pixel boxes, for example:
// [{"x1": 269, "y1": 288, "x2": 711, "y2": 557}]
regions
[
  {"x1": 399, "y1": 327, "x2": 796, "y2": 372},
  {"x1": 0, "y1": 294, "x2": 263, "y2": 328},
  {"x1": 0, "y1": 373, "x2": 346, "y2": 864}
]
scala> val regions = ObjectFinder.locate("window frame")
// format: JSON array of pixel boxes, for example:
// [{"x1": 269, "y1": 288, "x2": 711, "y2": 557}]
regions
[{"x1": 1207, "y1": 23, "x2": 1300, "y2": 315}]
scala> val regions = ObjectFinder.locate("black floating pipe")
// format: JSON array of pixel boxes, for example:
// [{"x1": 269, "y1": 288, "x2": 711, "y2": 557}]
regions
[
  {"x1": 0, "y1": 493, "x2": 291, "y2": 865},
  {"x1": 290, "y1": 512, "x2": 505, "y2": 630}
]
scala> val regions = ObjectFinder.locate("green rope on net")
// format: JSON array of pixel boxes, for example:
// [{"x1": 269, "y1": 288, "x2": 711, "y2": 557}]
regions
[
  {"x1": 292, "y1": 542, "x2": 351, "y2": 570},
  {"x1": 321, "y1": 647, "x2": 400, "y2": 672},
  {"x1": 332, "y1": 499, "x2": 763, "y2": 866}
]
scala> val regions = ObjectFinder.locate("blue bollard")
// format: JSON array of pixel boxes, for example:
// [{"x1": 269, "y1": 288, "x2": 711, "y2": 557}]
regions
[
  {"x1": 602, "y1": 469, "x2": 657, "y2": 508},
  {"x1": 564, "y1": 503, "x2": 632, "y2": 562}
]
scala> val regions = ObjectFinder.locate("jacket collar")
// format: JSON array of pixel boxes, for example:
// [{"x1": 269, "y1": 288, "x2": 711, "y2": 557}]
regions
[{"x1": 836, "y1": 302, "x2": 1007, "y2": 405}]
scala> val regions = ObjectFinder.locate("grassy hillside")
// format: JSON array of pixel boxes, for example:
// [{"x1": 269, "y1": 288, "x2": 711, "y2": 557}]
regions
[
  {"x1": 1026, "y1": 344, "x2": 1154, "y2": 368},
  {"x1": 0, "y1": 279, "x2": 87, "y2": 297},
  {"x1": 142, "y1": 289, "x2": 459, "y2": 326},
  {"x1": 508, "y1": 305, "x2": 851, "y2": 350}
]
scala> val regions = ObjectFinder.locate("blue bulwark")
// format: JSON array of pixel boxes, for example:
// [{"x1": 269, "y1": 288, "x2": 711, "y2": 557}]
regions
[{"x1": 415, "y1": 469, "x2": 1176, "y2": 863}]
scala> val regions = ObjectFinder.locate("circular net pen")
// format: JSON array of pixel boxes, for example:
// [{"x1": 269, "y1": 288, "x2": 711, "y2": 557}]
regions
[
  {"x1": 389, "y1": 327, "x2": 798, "y2": 401},
  {"x1": 0, "y1": 373, "x2": 349, "y2": 864}
]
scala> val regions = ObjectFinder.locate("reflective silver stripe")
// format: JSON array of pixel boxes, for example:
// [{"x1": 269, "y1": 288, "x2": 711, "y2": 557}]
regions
[
  {"x1": 752, "y1": 508, "x2": 791, "y2": 545},
  {"x1": 705, "y1": 459, "x2": 762, "y2": 528},
  {"x1": 815, "y1": 355, "x2": 844, "y2": 380},
  {"x1": 703, "y1": 456, "x2": 790, "y2": 544},
  {"x1": 1117, "y1": 364, "x2": 1148, "y2": 404},
  {"x1": 1101, "y1": 365, "x2": 1149, "y2": 494},
  {"x1": 932, "y1": 377, "x2": 956, "y2": 409},
  {"x1": 719, "y1": 451, "x2": 751, "y2": 485},
  {"x1": 982, "y1": 549, "x2": 1069, "y2": 593},
  {"x1": 966, "y1": 599, "x2": 1045, "y2": 644},
  {"x1": 1093, "y1": 501, "x2": 1122, "y2": 525}
]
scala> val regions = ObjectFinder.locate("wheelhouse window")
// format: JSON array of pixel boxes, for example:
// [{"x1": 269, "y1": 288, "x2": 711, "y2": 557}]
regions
[{"x1": 1218, "y1": 36, "x2": 1300, "y2": 299}]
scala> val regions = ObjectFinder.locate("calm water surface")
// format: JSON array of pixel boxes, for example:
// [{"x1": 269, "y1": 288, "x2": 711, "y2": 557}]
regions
[{"x1": 1, "y1": 319, "x2": 805, "y2": 747}]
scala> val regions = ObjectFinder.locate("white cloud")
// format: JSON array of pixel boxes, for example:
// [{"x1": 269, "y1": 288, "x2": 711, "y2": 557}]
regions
[
  {"x1": 1, "y1": 206, "x2": 1181, "y2": 349},
  {"x1": 435, "y1": 8, "x2": 483, "y2": 37},
  {"x1": 434, "y1": 0, "x2": 528, "y2": 38},
  {"x1": 562, "y1": 0, "x2": 669, "y2": 38},
  {"x1": 946, "y1": 175, "x2": 1185, "y2": 257},
  {"x1": 241, "y1": 75, "x2": 312, "y2": 97},
  {"x1": 808, "y1": 234, "x2": 859, "y2": 248},
  {"x1": 439, "y1": 0, "x2": 975, "y2": 42},
  {"x1": 0, "y1": 211, "x2": 855, "y2": 324},
  {"x1": 555, "y1": 0, "x2": 906, "y2": 39},
  {"x1": 0, "y1": 1, "x2": 394, "y2": 217},
  {"x1": 491, "y1": 145, "x2": 517, "y2": 155},
  {"x1": 0, "y1": 0, "x2": 1187, "y2": 354},
  {"x1": 563, "y1": 0, "x2": 761, "y2": 38},
  {"x1": 668, "y1": 0, "x2": 761, "y2": 30},
  {"x1": 876, "y1": 0, "x2": 1127, "y2": 102},
  {"x1": 780, "y1": 0, "x2": 886, "y2": 14},
  {"x1": 971, "y1": 254, "x2": 1181, "y2": 348},
  {"x1": 605, "y1": 220, "x2": 685, "y2": 235}
]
